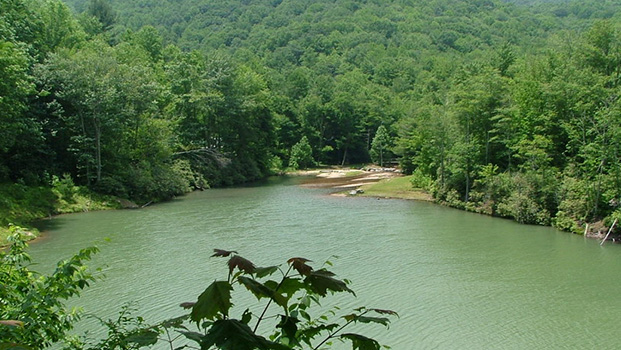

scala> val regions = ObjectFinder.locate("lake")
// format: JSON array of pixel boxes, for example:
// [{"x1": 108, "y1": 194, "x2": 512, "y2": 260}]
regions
[{"x1": 29, "y1": 176, "x2": 621, "y2": 349}]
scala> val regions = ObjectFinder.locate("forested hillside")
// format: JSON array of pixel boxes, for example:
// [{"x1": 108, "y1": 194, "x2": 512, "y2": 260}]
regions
[{"x1": 1, "y1": 0, "x2": 620, "y2": 233}]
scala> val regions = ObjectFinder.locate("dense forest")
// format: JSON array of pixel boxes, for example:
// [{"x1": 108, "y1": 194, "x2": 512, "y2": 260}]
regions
[{"x1": 0, "y1": 0, "x2": 620, "y2": 233}]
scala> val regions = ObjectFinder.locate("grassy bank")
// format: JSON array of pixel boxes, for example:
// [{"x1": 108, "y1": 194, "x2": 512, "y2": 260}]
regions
[
  {"x1": 359, "y1": 175, "x2": 433, "y2": 201},
  {"x1": 0, "y1": 178, "x2": 120, "y2": 246}
]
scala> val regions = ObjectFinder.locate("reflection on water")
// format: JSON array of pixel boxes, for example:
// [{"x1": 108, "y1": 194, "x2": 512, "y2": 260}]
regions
[{"x1": 30, "y1": 176, "x2": 621, "y2": 349}]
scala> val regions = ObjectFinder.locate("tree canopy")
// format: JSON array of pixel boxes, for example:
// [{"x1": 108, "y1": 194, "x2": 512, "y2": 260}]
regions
[{"x1": 0, "y1": 0, "x2": 620, "y2": 231}]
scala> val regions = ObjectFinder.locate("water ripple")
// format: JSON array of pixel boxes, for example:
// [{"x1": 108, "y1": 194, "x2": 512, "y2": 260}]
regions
[{"x1": 30, "y1": 177, "x2": 621, "y2": 349}]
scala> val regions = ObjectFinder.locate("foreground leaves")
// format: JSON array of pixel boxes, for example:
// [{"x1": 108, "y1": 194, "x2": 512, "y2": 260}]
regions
[
  {"x1": 74, "y1": 250, "x2": 397, "y2": 350},
  {"x1": 305, "y1": 269, "x2": 355, "y2": 296},
  {"x1": 340, "y1": 333, "x2": 381, "y2": 350},
  {"x1": 0, "y1": 229, "x2": 99, "y2": 349},
  {"x1": 201, "y1": 320, "x2": 289, "y2": 350},
  {"x1": 191, "y1": 281, "x2": 233, "y2": 322}
]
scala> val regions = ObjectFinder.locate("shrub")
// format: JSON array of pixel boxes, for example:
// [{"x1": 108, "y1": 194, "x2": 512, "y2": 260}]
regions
[
  {"x1": 0, "y1": 228, "x2": 99, "y2": 348},
  {"x1": 410, "y1": 168, "x2": 433, "y2": 190},
  {"x1": 289, "y1": 136, "x2": 314, "y2": 170}
]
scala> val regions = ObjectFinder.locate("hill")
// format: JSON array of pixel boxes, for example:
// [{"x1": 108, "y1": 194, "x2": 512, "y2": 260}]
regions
[{"x1": 1, "y1": 0, "x2": 620, "y2": 234}]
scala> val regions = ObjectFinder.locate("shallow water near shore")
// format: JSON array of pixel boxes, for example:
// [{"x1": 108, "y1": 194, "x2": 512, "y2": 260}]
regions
[{"x1": 30, "y1": 176, "x2": 621, "y2": 349}]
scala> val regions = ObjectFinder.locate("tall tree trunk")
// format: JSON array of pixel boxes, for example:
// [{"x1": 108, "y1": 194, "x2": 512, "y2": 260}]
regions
[
  {"x1": 80, "y1": 113, "x2": 92, "y2": 186},
  {"x1": 440, "y1": 141, "x2": 445, "y2": 188},
  {"x1": 94, "y1": 117, "x2": 102, "y2": 183},
  {"x1": 464, "y1": 119, "x2": 471, "y2": 203}
]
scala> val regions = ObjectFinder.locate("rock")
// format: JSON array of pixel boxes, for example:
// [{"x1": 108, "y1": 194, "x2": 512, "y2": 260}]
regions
[
  {"x1": 349, "y1": 188, "x2": 364, "y2": 195},
  {"x1": 117, "y1": 198, "x2": 139, "y2": 209}
]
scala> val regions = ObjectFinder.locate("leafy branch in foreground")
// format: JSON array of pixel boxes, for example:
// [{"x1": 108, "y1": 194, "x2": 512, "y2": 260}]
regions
[
  {"x1": 109, "y1": 249, "x2": 397, "y2": 350},
  {"x1": 0, "y1": 226, "x2": 99, "y2": 349}
]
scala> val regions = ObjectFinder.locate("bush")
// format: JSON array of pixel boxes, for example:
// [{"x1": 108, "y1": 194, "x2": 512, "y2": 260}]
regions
[
  {"x1": 410, "y1": 168, "x2": 433, "y2": 190},
  {"x1": 289, "y1": 136, "x2": 314, "y2": 170},
  {"x1": 0, "y1": 228, "x2": 99, "y2": 348},
  {"x1": 497, "y1": 190, "x2": 551, "y2": 225},
  {"x1": 51, "y1": 174, "x2": 78, "y2": 202},
  {"x1": 0, "y1": 183, "x2": 57, "y2": 227}
]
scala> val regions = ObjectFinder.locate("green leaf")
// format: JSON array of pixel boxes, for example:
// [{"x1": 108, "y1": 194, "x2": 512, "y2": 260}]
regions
[
  {"x1": 191, "y1": 281, "x2": 233, "y2": 322},
  {"x1": 160, "y1": 315, "x2": 190, "y2": 329},
  {"x1": 352, "y1": 316, "x2": 391, "y2": 327},
  {"x1": 238, "y1": 276, "x2": 273, "y2": 299},
  {"x1": 304, "y1": 269, "x2": 355, "y2": 297},
  {"x1": 238, "y1": 276, "x2": 287, "y2": 307},
  {"x1": 125, "y1": 329, "x2": 159, "y2": 346},
  {"x1": 264, "y1": 277, "x2": 305, "y2": 307},
  {"x1": 277, "y1": 315, "x2": 300, "y2": 346},
  {"x1": 254, "y1": 265, "x2": 279, "y2": 278},
  {"x1": 201, "y1": 319, "x2": 290, "y2": 350},
  {"x1": 297, "y1": 324, "x2": 340, "y2": 346},
  {"x1": 241, "y1": 309, "x2": 252, "y2": 325},
  {"x1": 181, "y1": 331, "x2": 204, "y2": 343},
  {"x1": 277, "y1": 277, "x2": 306, "y2": 298},
  {"x1": 340, "y1": 333, "x2": 381, "y2": 350}
]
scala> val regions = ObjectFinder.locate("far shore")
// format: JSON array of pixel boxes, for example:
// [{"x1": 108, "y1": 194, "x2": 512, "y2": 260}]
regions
[{"x1": 293, "y1": 167, "x2": 433, "y2": 201}]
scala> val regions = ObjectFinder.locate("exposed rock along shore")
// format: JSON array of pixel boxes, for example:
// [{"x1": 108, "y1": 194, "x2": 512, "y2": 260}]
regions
[{"x1": 296, "y1": 168, "x2": 400, "y2": 189}]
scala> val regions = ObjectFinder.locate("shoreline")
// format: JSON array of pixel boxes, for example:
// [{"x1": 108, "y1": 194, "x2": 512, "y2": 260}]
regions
[
  {"x1": 7, "y1": 168, "x2": 617, "y2": 247},
  {"x1": 296, "y1": 167, "x2": 433, "y2": 201},
  {"x1": 296, "y1": 168, "x2": 619, "y2": 243}
]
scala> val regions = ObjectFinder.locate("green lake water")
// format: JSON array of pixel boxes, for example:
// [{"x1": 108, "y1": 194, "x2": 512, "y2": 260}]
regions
[{"x1": 29, "y1": 176, "x2": 621, "y2": 349}]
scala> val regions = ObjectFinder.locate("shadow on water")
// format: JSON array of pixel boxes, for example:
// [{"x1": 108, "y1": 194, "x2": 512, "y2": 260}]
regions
[{"x1": 33, "y1": 216, "x2": 67, "y2": 232}]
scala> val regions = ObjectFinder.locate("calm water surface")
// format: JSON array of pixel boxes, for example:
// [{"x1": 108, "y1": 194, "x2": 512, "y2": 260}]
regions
[{"x1": 30, "y1": 176, "x2": 621, "y2": 349}]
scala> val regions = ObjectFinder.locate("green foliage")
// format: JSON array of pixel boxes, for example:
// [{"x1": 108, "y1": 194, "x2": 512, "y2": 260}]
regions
[
  {"x1": 0, "y1": 183, "x2": 56, "y2": 228},
  {"x1": 81, "y1": 304, "x2": 158, "y2": 350},
  {"x1": 85, "y1": 249, "x2": 397, "y2": 350},
  {"x1": 289, "y1": 136, "x2": 315, "y2": 170},
  {"x1": 52, "y1": 174, "x2": 77, "y2": 200},
  {"x1": 2, "y1": 0, "x2": 621, "y2": 232},
  {"x1": 0, "y1": 40, "x2": 34, "y2": 176},
  {"x1": 86, "y1": 0, "x2": 116, "y2": 32},
  {"x1": 0, "y1": 179, "x2": 118, "y2": 244},
  {"x1": 410, "y1": 169, "x2": 434, "y2": 191},
  {"x1": 370, "y1": 126, "x2": 391, "y2": 167},
  {"x1": 0, "y1": 228, "x2": 99, "y2": 349}
]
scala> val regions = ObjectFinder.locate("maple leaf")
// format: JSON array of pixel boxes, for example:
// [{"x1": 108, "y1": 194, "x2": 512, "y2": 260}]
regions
[
  {"x1": 202, "y1": 319, "x2": 290, "y2": 350},
  {"x1": 191, "y1": 281, "x2": 233, "y2": 322},
  {"x1": 277, "y1": 315, "x2": 301, "y2": 346},
  {"x1": 370, "y1": 308, "x2": 399, "y2": 317},
  {"x1": 179, "y1": 302, "x2": 195, "y2": 309},
  {"x1": 228, "y1": 255, "x2": 256, "y2": 274},
  {"x1": 238, "y1": 276, "x2": 289, "y2": 307},
  {"x1": 125, "y1": 329, "x2": 159, "y2": 346},
  {"x1": 305, "y1": 269, "x2": 354, "y2": 296},
  {"x1": 212, "y1": 249, "x2": 238, "y2": 257},
  {"x1": 340, "y1": 333, "x2": 381, "y2": 350},
  {"x1": 254, "y1": 265, "x2": 279, "y2": 278},
  {"x1": 287, "y1": 257, "x2": 313, "y2": 276}
]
